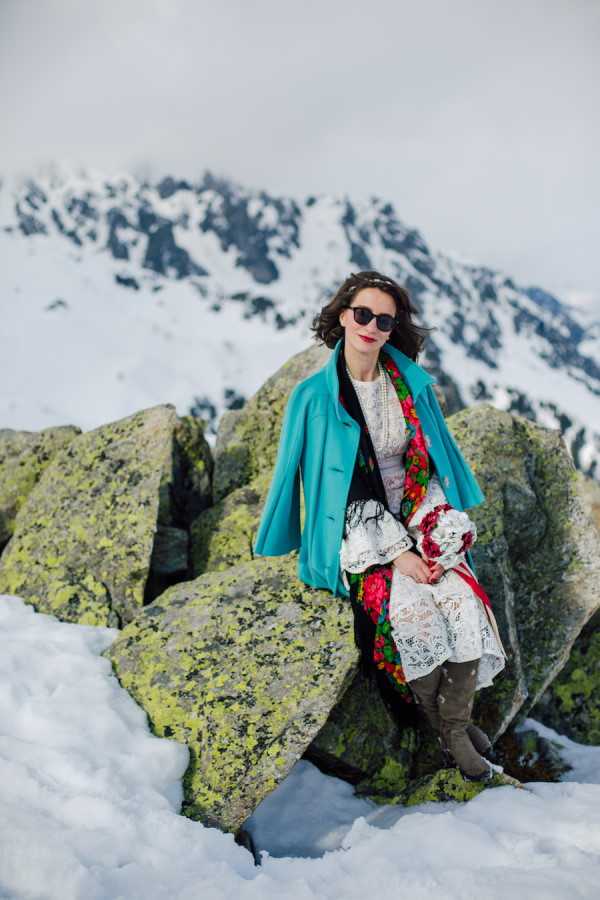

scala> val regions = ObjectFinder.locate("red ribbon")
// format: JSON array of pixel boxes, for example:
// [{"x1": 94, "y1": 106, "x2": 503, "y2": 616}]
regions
[{"x1": 450, "y1": 559, "x2": 492, "y2": 609}]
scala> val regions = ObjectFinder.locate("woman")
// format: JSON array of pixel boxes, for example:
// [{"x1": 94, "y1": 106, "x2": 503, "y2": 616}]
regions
[{"x1": 254, "y1": 270, "x2": 508, "y2": 782}]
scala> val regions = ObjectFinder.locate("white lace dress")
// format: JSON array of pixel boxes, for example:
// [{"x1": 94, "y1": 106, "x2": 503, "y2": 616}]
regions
[{"x1": 339, "y1": 367, "x2": 507, "y2": 690}]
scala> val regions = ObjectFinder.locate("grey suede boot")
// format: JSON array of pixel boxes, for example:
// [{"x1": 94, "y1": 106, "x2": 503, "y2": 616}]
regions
[
  {"x1": 438, "y1": 659, "x2": 491, "y2": 780},
  {"x1": 439, "y1": 723, "x2": 495, "y2": 763},
  {"x1": 409, "y1": 661, "x2": 496, "y2": 779}
]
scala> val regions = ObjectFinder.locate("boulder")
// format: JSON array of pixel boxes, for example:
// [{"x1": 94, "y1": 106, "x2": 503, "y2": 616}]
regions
[
  {"x1": 531, "y1": 611, "x2": 600, "y2": 745},
  {"x1": 369, "y1": 766, "x2": 521, "y2": 807},
  {"x1": 448, "y1": 404, "x2": 600, "y2": 739},
  {"x1": 0, "y1": 405, "x2": 212, "y2": 627},
  {"x1": 305, "y1": 668, "x2": 422, "y2": 797},
  {"x1": 0, "y1": 425, "x2": 80, "y2": 549},
  {"x1": 524, "y1": 472, "x2": 600, "y2": 745},
  {"x1": 103, "y1": 554, "x2": 358, "y2": 833},
  {"x1": 190, "y1": 473, "x2": 274, "y2": 575}
]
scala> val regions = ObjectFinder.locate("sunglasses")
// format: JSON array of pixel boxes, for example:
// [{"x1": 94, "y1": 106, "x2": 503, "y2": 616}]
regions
[{"x1": 343, "y1": 304, "x2": 399, "y2": 333}]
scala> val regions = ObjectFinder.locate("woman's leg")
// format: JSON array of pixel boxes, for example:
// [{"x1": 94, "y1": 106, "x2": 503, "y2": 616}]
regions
[
  {"x1": 438, "y1": 658, "x2": 489, "y2": 777},
  {"x1": 465, "y1": 722, "x2": 492, "y2": 755},
  {"x1": 408, "y1": 663, "x2": 443, "y2": 733},
  {"x1": 441, "y1": 663, "x2": 492, "y2": 755},
  {"x1": 410, "y1": 662, "x2": 492, "y2": 765}
]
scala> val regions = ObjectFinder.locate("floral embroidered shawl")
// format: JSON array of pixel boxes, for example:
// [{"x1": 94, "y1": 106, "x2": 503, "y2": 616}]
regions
[{"x1": 337, "y1": 343, "x2": 439, "y2": 704}]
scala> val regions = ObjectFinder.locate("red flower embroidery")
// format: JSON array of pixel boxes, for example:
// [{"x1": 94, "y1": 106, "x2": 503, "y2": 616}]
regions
[{"x1": 362, "y1": 571, "x2": 387, "y2": 617}]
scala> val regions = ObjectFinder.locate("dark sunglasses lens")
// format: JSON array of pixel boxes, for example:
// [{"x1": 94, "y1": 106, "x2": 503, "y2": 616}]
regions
[
  {"x1": 353, "y1": 307, "x2": 372, "y2": 325},
  {"x1": 349, "y1": 306, "x2": 396, "y2": 331}
]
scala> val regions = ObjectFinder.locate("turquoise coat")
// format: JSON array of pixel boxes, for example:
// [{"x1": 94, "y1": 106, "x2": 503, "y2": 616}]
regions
[{"x1": 253, "y1": 338, "x2": 485, "y2": 598}]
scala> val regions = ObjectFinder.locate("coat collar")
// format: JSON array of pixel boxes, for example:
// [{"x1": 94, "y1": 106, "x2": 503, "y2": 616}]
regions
[{"x1": 325, "y1": 337, "x2": 437, "y2": 423}]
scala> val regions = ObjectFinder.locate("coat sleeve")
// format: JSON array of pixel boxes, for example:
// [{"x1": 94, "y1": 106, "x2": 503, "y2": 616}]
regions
[{"x1": 252, "y1": 383, "x2": 306, "y2": 556}]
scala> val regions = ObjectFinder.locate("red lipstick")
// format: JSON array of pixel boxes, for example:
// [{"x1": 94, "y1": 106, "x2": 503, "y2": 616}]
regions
[{"x1": 359, "y1": 335, "x2": 376, "y2": 343}]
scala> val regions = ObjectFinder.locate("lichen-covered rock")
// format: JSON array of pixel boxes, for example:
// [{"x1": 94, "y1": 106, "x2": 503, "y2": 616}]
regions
[
  {"x1": 448, "y1": 404, "x2": 600, "y2": 740},
  {"x1": 532, "y1": 612, "x2": 600, "y2": 745},
  {"x1": 0, "y1": 425, "x2": 81, "y2": 548},
  {"x1": 577, "y1": 470, "x2": 600, "y2": 534},
  {"x1": 364, "y1": 766, "x2": 512, "y2": 806},
  {"x1": 190, "y1": 473, "x2": 273, "y2": 575},
  {"x1": 526, "y1": 472, "x2": 600, "y2": 745},
  {"x1": 0, "y1": 405, "x2": 212, "y2": 627},
  {"x1": 103, "y1": 554, "x2": 358, "y2": 833},
  {"x1": 306, "y1": 668, "x2": 419, "y2": 796}
]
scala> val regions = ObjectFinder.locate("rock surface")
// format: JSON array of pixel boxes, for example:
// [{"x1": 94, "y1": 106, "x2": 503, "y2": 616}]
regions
[
  {"x1": 0, "y1": 405, "x2": 212, "y2": 626},
  {"x1": 532, "y1": 612, "x2": 600, "y2": 745},
  {"x1": 449, "y1": 404, "x2": 600, "y2": 739},
  {"x1": 0, "y1": 425, "x2": 80, "y2": 548},
  {"x1": 103, "y1": 554, "x2": 358, "y2": 833},
  {"x1": 306, "y1": 668, "x2": 420, "y2": 797},
  {"x1": 2, "y1": 342, "x2": 598, "y2": 830}
]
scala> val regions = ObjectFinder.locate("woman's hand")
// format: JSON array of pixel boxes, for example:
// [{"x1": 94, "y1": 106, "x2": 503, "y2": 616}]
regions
[
  {"x1": 392, "y1": 549, "x2": 433, "y2": 584},
  {"x1": 425, "y1": 560, "x2": 445, "y2": 583}
]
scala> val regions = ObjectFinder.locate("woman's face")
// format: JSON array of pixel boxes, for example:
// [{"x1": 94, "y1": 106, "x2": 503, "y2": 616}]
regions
[{"x1": 338, "y1": 287, "x2": 398, "y2": 356}]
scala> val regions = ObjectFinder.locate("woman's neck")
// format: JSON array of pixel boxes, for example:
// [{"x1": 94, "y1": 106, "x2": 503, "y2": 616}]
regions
[{"x1": 343, "y1": 344, "x2": 380, "y2": 381}]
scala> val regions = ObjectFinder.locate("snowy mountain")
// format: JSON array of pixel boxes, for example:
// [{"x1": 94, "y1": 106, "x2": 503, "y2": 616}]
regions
[{"x1": 1, "y1": 163, "x2": 598, "y2": 480}]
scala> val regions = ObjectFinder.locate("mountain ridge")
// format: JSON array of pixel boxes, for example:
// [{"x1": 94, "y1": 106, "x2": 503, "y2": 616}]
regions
[{"x1": 1, "y1": 164, "x2": 598, "y2": 481}]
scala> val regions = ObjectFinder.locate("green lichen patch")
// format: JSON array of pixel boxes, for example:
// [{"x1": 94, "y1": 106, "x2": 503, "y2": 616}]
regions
[
  {"x1": 308, "y1": 668, "x2": 418, "y2": 795},
  {"x1": 190, "y1": 472, "x2": 272, "y2": 575},
  {"x1": 0, "y1": 425, "x2": 81, "y2": 546},
  {"x1": 446, "y1": 404, "x2": 600, "y2": 736},
  {"x1": 532, "y1": 612, "x2": 600, "y2": 745},
  {"x1": 364, "y1": 766, "x2": 516, "y2": 807},
  {"x1": 0, "y1": 405, "x2": 179, "y2": 626},
  {"x1": 103, "y1": 554, "x2": 359, "y2": 833}
]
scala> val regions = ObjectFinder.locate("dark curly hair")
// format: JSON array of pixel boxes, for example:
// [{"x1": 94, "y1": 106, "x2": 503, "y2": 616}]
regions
[{"x1": 310, "y1": 270, "x2": 435, "y2": 361}]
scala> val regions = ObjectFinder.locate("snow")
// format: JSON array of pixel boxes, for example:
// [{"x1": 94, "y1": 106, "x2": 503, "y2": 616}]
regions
[
  {"x1": 0, "y1": 232, "x2": 303, "y2": 443},
  {"x1": 2, "y1": 592, "x2": 600, "y2": 900}
]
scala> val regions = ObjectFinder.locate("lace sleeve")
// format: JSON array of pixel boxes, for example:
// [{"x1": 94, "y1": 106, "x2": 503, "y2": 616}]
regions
[
  {"x1": 339, "y1": 498, "x2": 414, "y2": 578},
  {"x1": 406, "y1": 474, "x2": 477, "y2": 569}
]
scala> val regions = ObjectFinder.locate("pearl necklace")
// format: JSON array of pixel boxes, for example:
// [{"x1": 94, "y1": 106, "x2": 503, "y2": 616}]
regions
[{"x1": 345, "y1": 357, "x2": 390, "y2": 447}]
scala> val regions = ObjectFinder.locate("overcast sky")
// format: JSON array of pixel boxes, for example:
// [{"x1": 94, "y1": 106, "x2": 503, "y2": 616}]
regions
[{"x1": 1, "y1": 0, "x2": 598, "y2": 309}]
